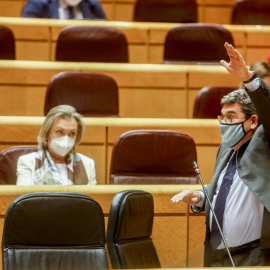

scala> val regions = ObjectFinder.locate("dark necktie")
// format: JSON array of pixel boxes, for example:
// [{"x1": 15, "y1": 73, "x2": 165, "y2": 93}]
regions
[
  {"x1": 67, "y1": 6, "x2": 75, "y2": 19},
  {"x1": 210, "y1": 152, "x2": 237, "y2": 249}
]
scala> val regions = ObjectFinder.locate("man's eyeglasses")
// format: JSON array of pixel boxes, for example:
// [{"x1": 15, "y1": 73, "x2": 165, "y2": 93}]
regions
[{"x1": 217, "y1": 115, "x2": 250, "y2": 124}]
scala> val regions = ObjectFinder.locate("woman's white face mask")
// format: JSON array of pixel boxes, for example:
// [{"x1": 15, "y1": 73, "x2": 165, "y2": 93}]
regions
[
  {"x1": 50, "y1": 135, "x2": 75, "y2": 157},
  {"x1": 64, "y1": 0, "x2": 81, "y2": 7}
]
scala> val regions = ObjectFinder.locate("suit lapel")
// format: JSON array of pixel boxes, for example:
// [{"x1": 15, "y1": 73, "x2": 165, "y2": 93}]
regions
[{"x1": 80, "y1": 1, "x2": 91, "y2": 19}]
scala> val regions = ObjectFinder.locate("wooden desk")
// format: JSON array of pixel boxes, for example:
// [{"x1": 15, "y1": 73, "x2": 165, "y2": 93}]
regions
[
  {"x1": 0, "y1": 60, "x2": 239, "y2": 118},
  {"x1": 0, "y1": 117, "x2": 221, "y2": 185},
  {"x1": 0, "y1": 185, "x2": 205, "y2": 269},
  {"x1": 0, "y1": 17, "x2": 269, "y2": 64}
]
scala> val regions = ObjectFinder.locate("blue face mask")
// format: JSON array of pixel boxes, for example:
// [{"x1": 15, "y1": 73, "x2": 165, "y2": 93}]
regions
[{"x1": 220, "y1": 119, "x2": 250, "y2": 148}]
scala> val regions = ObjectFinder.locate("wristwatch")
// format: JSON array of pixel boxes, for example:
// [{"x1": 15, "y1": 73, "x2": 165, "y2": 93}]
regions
[{"x1": 243, "y1": 71, "x2": 257, "y2": 84}]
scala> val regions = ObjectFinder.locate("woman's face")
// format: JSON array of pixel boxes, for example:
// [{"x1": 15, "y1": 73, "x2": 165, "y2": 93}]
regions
[{"x1": 47, "y1": 117, "x2": 78, "y2": 159}]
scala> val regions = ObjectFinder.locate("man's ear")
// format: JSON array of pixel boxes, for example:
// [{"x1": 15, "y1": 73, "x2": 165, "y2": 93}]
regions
[{"x1": 250, "y1": 115, "x2": 259, "y2": 130}]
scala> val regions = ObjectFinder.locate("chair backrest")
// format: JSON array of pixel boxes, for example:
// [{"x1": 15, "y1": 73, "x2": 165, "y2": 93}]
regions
[
  {"x1": 0, "y1": 25, "x2": 15, "y2": 60},
  {"x1": 164, "y1": 23, "x2": 234, "y2": 65},
  {"x1": 133, "y1": 0, "x2": 197, "y2": 23},
  {"x1": 231, "y1": 0, "x2": 270, "y2": 25},
  {"x1": 107, "y1": 190, "x2": 161, "y2": 269},
  {"x1": 0, "y1": 146, "x2": 38, "y2": 185},
  {"x1": 110, "y1": 130, "x2": 198, "y2": 184},
  {"x1": 44, "y1": 72, "x2": 119, "y2": 116},
  {"x1": 56, "y1": 26, "x2": 129, "y2": 63},
  {"x1": 193, "y1": 86, "x2": 238, "y2": 118},
  {"x1": 2, "y1": 192, "x2": 108, "y2": 270}
]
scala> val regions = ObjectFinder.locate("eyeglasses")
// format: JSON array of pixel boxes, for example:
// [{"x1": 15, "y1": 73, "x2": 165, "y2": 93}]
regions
[{"x1": 217, "y1": 115, "x2": 250, "y2": 124}]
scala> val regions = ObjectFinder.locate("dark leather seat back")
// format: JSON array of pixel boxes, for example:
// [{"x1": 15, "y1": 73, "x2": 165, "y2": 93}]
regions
[
  {"x1": 231, "y1": 0, "x2": 270, "y2": 25},
  {"x1": 110, "y1": 130, "x2": 198, "y2": 184},
  {"x1": 0, "y1": 25, "x2": 15, "y2": 60},
  {"x1": 193, "y1": 86, "x2": 238, "y2": 118},
  {"x1": 133, "y1": 0, "x2": 197, "y2": 23},
  {"x1": 0, "y1": 146, "x2": 38, "y2": 185},
  {"x1": 107, "y1": 190, "x2": 161, "y2": 269},
  {"x1": 164, "y1": 23, "x2": 234, "y2": 65},
  {"x1": 56, "y1": 26, "x2": 129, "y2": 63},
  {"x1": 2, "y1": 192, "x2": 108, "y2": 270},
  {"x1": 44, "y1": 72, "x2": 119, "y2": 117}
]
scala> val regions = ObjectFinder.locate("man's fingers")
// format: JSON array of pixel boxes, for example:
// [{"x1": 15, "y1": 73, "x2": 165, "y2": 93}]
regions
[{"x1": 220, "y1": 60, "x2": 229, "y2": 68}]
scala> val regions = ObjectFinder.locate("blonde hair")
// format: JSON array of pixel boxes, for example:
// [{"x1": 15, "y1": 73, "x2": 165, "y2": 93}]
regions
[{"x1": 38, "y1": 105, "x2": 84, "y2": 150}]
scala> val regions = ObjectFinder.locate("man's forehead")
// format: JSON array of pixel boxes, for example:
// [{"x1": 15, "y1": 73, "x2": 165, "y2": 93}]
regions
[{"x1": 221, "y1": 103, "x2": 243, "y2": 114}]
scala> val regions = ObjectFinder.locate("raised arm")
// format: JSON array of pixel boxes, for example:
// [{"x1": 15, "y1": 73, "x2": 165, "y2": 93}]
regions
[{"x1": 220, "y1": 42, "x2": 254, "y2": 82}]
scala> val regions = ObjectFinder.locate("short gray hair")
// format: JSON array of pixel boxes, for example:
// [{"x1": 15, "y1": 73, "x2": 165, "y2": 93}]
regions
[
  {"x1": 220, "y1": 89, "x2": 257, "y2": 116},
  {"x1": 38, "y1": 105, "x2": 84, "y2": 150}
]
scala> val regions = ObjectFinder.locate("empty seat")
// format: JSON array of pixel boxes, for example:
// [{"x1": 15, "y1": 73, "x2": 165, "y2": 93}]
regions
[
  {"x1": 231, "y1": 0, "x2": 270, "y2": 25},
  {"x1": 133, "y1": 0, "x2": 197, "y2": 23},
  {"x1": 0, "y1": 146, "x2": 38, "y2": 185},
  {"x1": 44, "y1": 71, "x2": 119, "y2": 117},
  {"x1": 107, "y1": 190, "x2": 161, "y2": 269},
  {"x1": 56, "y1": 26, "x2": 129, "y2": 63},
  {"x1": 164, "y1": 23, "x2": 234, "y2": 65},
  {"x1": 2, "y1": 192, "x2": 108, "y2": 270},
  {"x1": 110, "y1": 130, "x2": 198, "y2": 184},
  {"x1": 0, "y1": 25, "x2": 15, "y2": 60},
  {"x1": 193, "y1": 86, "x2": 238, "y2": 118}
]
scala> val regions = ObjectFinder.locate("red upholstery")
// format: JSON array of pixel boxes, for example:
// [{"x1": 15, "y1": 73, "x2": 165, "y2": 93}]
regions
[
  {"x1": 0, "y1": 146, "x2": 38, "y2": 185},
  {"x1": 133, "y1": 0, "x2": 197, "y2": 23},
  {"x1": 44, "y1": 72, "x2": 119, "y2": 117},
  {"x1": 0, "y1": 25, "x2": 15, "y2": 60},
  {"x1": 193, "y1": 86, "x2": 238, "y2": 119},
  {"x1": 56, "y1": 26, "x2": 128, "y2": 63},
  {"x1": 110, "y1": 130, "x2": 198, "y2": 184},
  {"x1": 231, "y1": 0, "x2": 270, "y2": 25},
  {"x1": 164, "y1": 23, "x2": 234, "y2": 64}
]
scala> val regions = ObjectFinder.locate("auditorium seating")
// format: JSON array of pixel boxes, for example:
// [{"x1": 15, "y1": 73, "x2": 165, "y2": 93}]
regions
[
  {"x1": 133, "y1": 0, "x2": 197, "y2": 23},
  {"x1": 2, "y1": 192, "x2": 108, "y2": 270},
  {"x1": 0, "y1": 25, "x2": 15, "y2": 60},
  {"x1": 55, "y1": 26, "x2": 129, "y2": 63},
  {"x1": 0, "y1": 146, "x2": 38, "y2": 185},
  {"x1": 109, "y1": 130, "x2": 198, "y2": 184},
  {"x1": 44, "y1": 71, "x2": 119, "y2": 117},
  {"x1": 193, "y1": 86, "x2": 238, "y2": 119},
  {"x1": 164, "y1": 23, "x2": 234, "y2": 64},
  {"x1": 107, "y1": 190, "x2": 161, "y2": 269},
  {"x1": 231, "y1": 0, "x2": 270, "y2": 25}
]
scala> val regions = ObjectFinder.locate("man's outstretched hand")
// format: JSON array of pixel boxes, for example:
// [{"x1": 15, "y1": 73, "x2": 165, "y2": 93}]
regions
[{"x1": 220, "y1": 42, "x2": 254, "y2": 82}]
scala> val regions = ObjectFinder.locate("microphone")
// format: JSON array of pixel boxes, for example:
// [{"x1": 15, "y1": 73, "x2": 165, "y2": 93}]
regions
[{"x1": 193, "y1": 161, "x2": 235, "y2": 267}]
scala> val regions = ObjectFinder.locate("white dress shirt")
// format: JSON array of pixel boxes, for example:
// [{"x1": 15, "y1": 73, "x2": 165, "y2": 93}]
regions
[{"x1": 58, "y1": 0, "x2": 84, "y2": 20}]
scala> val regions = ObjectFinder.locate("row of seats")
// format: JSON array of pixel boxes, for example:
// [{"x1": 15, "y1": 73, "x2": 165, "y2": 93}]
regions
[
  {"x1": 0, "y1": 23, "x2": 233, "y2": 64},
  {"x1": 3, "y1": 190, "x2": 160, "y2": 269},
  {"x1": 0, "y1": 130, "x2": 199, "y2": 185}
]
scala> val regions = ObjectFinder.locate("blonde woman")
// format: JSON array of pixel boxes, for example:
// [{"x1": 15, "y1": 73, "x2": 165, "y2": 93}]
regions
[{"x1": 17, "y1": 105, "x2": 96, "y2": 185}]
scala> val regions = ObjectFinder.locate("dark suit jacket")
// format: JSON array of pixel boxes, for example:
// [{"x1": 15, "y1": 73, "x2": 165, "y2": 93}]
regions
[
  {"x1": 196, "y1": 77, "x2": 270, "y2": 266},
  {"x1": 21, "y1": 0, "x2": 106, "y2": 19}
]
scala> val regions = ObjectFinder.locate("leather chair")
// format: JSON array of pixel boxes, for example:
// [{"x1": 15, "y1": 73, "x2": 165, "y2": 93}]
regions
[
  {"x1": 109, "y1": 130, "x2": 198, "y2": 184},
  {"x1": 0, "y1": 25, "x2": 15, "y2": 59},
  {"x1": 44, "y1": 71, "x2": 119, "y2": 117},
  {"x1": 2, "y1": 192, "x2": 108, "y2": 270},
  {"x1": 56, "y1": 26, "x2": 129, "y2": 63},
  {"x1": 107, "y1": 190, "x2": 161, "y2": 269},
  {"x1": 231, "y1": 0, "x2": 270, "y2": 25},
  {"x1": 193, "y1": 86, "x2": 238, "y2": 118},
  {"x1": 0, "y1": 146, "x2": 38, "y2": 185},
  {"x1": 133, "y1": 0, "x2": 197, "y2": 23},
  {"x1": 164, "y1": 23, "x2": 234, "y2": 65}
]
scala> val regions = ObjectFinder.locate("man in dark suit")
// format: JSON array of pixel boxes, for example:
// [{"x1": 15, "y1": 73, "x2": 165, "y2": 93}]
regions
[
  {"x1": 22, "y1": 0, "x2": 106, "y2": 20},
  {"x1": 172, "y1": 42, "x2": 270, "y2": 266}
]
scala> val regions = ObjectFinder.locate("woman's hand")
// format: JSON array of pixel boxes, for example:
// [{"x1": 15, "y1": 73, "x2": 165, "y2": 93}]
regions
[
  {"x1": 171, "y1": 190, "x2": 201, "y2": 205},
  {"x1": 220, "y1": 42, "x2": 254, "y2": 82}
]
